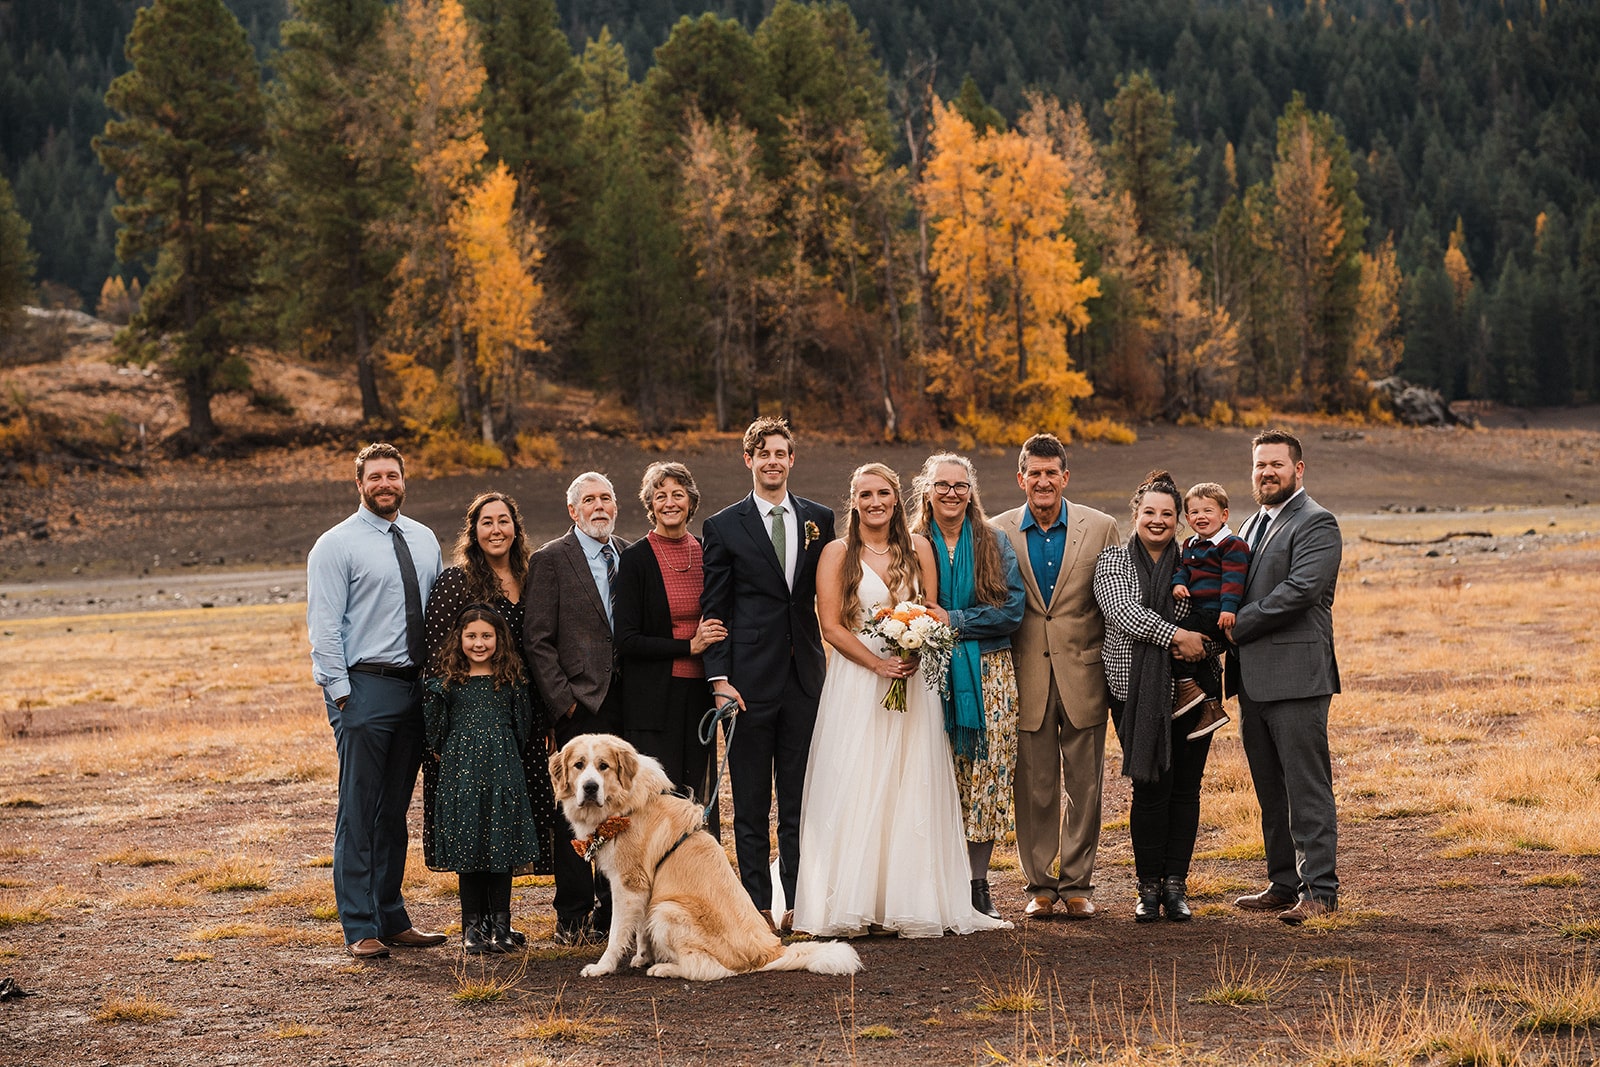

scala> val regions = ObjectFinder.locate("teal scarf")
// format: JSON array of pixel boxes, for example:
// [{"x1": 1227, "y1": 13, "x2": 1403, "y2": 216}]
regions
[{"x1": 933, "y1": 518, "x2": 987, "y2": 762}]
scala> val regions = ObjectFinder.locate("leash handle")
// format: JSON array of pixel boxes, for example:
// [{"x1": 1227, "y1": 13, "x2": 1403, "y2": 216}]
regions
[{"x1": 697, "y1": 696, "x2": 740, "y2": 822}]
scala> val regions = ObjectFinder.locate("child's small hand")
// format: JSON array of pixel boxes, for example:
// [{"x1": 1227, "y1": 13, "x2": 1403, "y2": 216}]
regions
[
  {"x1": 1219, "y1": 612, "x2": 1236, "y2": 640},
  {"x1": 1173, "y1": 584, "x2": 1190, "y2": 600}
]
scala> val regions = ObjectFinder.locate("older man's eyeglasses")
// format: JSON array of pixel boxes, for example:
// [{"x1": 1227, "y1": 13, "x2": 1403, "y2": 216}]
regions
[{"x1": 932, "y1": 481, "x2": 971, "y2": 497}]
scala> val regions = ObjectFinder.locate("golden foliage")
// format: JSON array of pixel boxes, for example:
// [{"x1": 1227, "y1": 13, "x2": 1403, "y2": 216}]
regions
[{"x1": 1350, "y1": 233, "x2": 1403, "y2": 382}]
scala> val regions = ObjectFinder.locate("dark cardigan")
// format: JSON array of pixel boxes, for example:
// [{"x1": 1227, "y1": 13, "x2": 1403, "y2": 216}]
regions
[{"x1": 612, "y1": 534, "x2": 709, "y2": 735}]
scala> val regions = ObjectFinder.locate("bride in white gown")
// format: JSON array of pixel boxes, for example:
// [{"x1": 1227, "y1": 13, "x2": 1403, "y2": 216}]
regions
[{"x1": 793, "y1": 463, "x2": 1011, "y2": 938}]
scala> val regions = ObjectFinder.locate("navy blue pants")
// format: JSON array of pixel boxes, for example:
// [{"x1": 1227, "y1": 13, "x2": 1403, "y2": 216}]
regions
[{"x1": 326, "y1": 672, "x2": 425, "y2": 943}]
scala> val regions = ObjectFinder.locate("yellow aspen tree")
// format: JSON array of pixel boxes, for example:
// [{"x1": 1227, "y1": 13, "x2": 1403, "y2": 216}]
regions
[
  {"x1": 448, "y1": 162, "x2": 545, "y2": 443},
  {"x1": 1349, "y1": 232, "x2": 1403, "y2": 384},
  {"x1": 677, "y1": 111, "x2": 774, "y2": 431},
  {"x1": 1152, "y1": 250, "x2": 1241, "y2": 417},
  {"x1": 374, "y1": 0, "x2": 489, "y2": 436},
  {"x1": 1444, "y1": 217, "x2": 1474, "y2": 310},
  {"x1": 1271, "y1": 114, "x2": 1345, "y2": 398},
  {"x1": 920, "y1": 100, "x2": 1099, "y2": 444}
]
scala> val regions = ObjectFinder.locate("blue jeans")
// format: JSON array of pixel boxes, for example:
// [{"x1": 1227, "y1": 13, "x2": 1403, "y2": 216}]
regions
[{"x1": 326, "y1": 672, "x2": 424, "y2": 942}]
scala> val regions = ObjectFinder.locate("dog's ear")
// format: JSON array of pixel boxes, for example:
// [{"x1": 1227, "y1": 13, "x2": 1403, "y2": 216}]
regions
[
  {"x1": 548, "y1": 744, "x2": 570, "y2": 800},
  {"x1": 614, "y1": 742, "x2": 639, "y2": 795}
]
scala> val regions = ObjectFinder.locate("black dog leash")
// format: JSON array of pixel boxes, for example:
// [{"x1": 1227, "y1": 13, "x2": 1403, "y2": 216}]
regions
[{"x1": 696, "y1": 695, "x2": 740, "y2": 823}]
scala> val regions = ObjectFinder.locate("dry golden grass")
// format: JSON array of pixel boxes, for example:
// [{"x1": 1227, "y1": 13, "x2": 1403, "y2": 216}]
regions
[
  {"x1": 244, "y1": 880, "x2": 337, "y2": 920},
  {"x1": 273, "y1": 1023, "x2": 323, "y2": 1039},
  {"x1": 0, "y1": 887, "x2": 65, "y2": 928},
  {"x1": 975, "y1": 960, "x2": 1045, "y2": 1014},
  {"x1": 1492, "y1": 954, "x2": 1600, "y2": 1031},
  {"x1": 113, "y1": 887, "x2": 198, "y2": 910},
  {"x1": 98, "y1": 847, "x2": 178, "y2": 867},
  {"x1": 169, "y1": 951, "x2": 212, "y2": 963},
  {"x1": 452, "y1": 956, "x2": 527, "y2": 1005},
  {"x1": 857, "y1": 1024, "x2": 899, "y2": 1039},
  {"x1": 1190, "y1": 945, "x2": 1297, "y2": 1006},
  {"x1": 95, "y1": 993, "x2": 178, "y2": 1024},
  {"x1": 174, "y1": 854, "x2": 273, "y2": 893},
  {"x1": 510, "y1": 986, "x2": 618, "y2": 1042}
]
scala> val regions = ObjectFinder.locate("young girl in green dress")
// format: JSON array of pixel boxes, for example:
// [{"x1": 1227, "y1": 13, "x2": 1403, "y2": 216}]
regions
[{"x1": 425, "y1": 605, "x2": 544, "y2": 953}]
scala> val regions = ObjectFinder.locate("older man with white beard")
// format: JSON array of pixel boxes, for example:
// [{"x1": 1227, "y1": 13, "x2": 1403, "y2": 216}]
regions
[{"x1": 524, "y1": 471, "x2": 630, "y2": 944}]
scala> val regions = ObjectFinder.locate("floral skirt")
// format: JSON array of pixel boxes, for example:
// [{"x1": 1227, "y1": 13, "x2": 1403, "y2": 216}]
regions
[{"x1": 952, "y1": 649, "x2": 1019, "y2": 843}]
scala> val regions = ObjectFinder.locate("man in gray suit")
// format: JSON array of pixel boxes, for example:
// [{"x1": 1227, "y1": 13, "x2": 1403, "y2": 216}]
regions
[
  {"x1": 1227, "y1": 429, "x2": 1341, "y2": 925},
  {"x1": 524, "y1": 471, "x2": 629, "y2": 943}
]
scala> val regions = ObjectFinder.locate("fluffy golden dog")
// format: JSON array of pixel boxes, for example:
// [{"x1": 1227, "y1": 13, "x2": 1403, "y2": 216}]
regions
[{"x1": 550, "y1": 734, "x2": 860, "y2": 981}]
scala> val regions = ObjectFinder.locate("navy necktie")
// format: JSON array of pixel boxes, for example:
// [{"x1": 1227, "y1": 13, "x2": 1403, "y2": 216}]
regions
[
  {"x1": 389, "y1": 523, "x2": 426, "y2": 669},
  {"x1": 1249, "y1": 512, "x2": 1272, "y2": 552}
]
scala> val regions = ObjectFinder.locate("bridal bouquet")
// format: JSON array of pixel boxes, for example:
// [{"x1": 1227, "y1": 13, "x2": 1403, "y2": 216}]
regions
[{"x1": 861, "y1": 601, "x2": 957, "y2": 712}]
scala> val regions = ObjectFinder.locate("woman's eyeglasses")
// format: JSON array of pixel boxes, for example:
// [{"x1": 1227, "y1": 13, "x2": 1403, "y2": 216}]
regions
[{"x1": 932, "y1": 481, "x2": 971, "y2": 497}]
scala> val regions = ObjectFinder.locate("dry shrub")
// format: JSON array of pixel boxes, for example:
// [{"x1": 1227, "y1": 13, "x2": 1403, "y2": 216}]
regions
[
  {"x1": 0, "y1": 887, "x2": 66, "y2": 928},
  {"x1": 95, "y1": 993, "x2": 177, "y2": 1024},
  {"x1": 98, "y1": 848, "x2": 177, "y2": 868},
  {"x1": 511, "y1": 985, "x2": 617, "y2": 1042},
  {"x1": 174, "y1": 855, "x2": 272, "y2": 893},
  {"x1": 1190, "y1": 945, "x2": 1297, "y2": 1006}
]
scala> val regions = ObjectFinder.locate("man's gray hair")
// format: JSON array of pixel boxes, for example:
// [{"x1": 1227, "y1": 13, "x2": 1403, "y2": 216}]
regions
[{"x1": 565, "y1": 471, "x2": 614, "y2": 507}]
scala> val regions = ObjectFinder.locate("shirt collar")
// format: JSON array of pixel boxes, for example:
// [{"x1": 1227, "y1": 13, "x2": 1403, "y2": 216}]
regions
[
  {"x1": 1263, "y1": 487, "x2": 1304, "y2": 522},
  {"x1": 1198, "y1": 524, "x2": 1235, "y2": 545},
  {"x1": 757, "y1": 493, "x2": 795, "y2": 518},
  {"x1": 1020, "y1": 505, "x2": 1067, "y2": 533},
  {"x1": 358, "y1": 505, "x2": 398, "y2": 533},
  {"x1": 572, "y1": 525, "x2": 611, "y2": 558}
]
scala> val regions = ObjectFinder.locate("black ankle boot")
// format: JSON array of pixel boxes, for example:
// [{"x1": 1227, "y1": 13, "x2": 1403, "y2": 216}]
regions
[
  {"x1": 487, "y1": 912, "x2": 515, "y2": 953},
  {"x1": 971, "y1": 879, "x2": 1001, "y2": 920},
  {"x1": 1161, "y1": 876, "x2": 1192, "y2": 922},
  {"x1": 461, "y1": 913, "x2": 488, "y2": 954},
  {"x1": 1135, "y1": 880, "x2": 1162, "y2": 923}
]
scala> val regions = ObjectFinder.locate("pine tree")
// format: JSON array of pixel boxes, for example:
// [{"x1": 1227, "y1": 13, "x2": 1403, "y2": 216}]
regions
[
  {"x1": 94, "y1": 0, "x2": 265, "y2": 447},
  {"x1": 1104, "y1": 71, "x2": 1193, "y2": 252},
  {"x1": 265, "y1": 0, "x2": 398, "y2": 420},
  {"x1": 0, "y1": 173, "x2": 37, "y2": 337}
]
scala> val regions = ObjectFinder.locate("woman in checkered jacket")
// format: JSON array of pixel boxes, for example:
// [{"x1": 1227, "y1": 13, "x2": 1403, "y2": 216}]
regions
[{"x1": 1092, "y1": 471, "x2": 1220, "y2": 925}]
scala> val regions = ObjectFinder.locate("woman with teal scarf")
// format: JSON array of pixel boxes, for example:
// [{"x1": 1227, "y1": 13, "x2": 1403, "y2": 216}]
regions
[{"x1": 912, "y1": 454, "x2": 1026, "y2": 920}]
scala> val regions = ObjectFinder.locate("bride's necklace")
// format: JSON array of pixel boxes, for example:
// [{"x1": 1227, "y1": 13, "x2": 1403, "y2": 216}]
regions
[{"x1": 861, "y1": 540, "x2": 891, "y2": 557}]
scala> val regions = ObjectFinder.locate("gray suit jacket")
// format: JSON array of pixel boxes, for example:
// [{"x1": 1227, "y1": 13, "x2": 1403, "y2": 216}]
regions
[
  {"x1": 523, "y1": 529, "x2": 631, "y2": 717},
  {"x1": 1228, "y1": 491, "x2": 1341, "y2": 703}
]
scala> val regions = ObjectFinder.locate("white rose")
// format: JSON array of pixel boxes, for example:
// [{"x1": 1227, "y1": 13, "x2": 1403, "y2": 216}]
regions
[
  {"x1": 908, "y1": 614, "x2": 938, "y2": 635},
  {"x1": 900, "y1": 632, "x2": 924, "y2": 650},
  {"x1": 881, "y1": 619, "x2": 908, "y2": 640},
  {"x1": 895, "y1": 601, "x2": 920, "y2": 615}
]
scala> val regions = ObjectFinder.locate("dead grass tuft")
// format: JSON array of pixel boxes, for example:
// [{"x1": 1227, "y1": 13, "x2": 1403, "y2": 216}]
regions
[
  {"x1": 274, "y1": 1023, "x2": 323, "y2": 1039},
  {"x1": 1523, "y1": 870, "x2": 1584, "y2": 888},
  {"x1": 452, "y1": 955, "x2": 526, "y2": 1005},
  {"x1": 245, "y1": 881, "x2": 337, "y2": 919},
  {"x1": 95, "y1": 993, "x2": 178, "y2": 1024},
  {"x1": 975, "y1": 960, "x2": 1045, "y2": 1014},
  {"x1": 857, "y1": 1024, "x2": 899, "y2": 1039},
  {"x1": 174, "y1": 854, "x2": 272, "y2": 893},
  {"x1": 0, "y1": 888, "x2": 64, "y2": 928},
  {"x1": 98, "y1": 847, "x2": 178, "y2": 867},
  {"x1": 114, "y1": 887, "x2": 198, "y2": 909},
  {"x1": 1190, "y1": 945, "x2": 1297, "y2": 1006},
  {"x1": 169, "y1": 951, "x2": 212, "y2": 963},
  {"x1": 0, "y1": 795, "x2": 44, "y2": 808},
  {"x1": 1494, "y1": 954, "x2": 1600, "y2": 1031},
  {"x1": 511, "y1": 985, "x2": 617, "y2": 1042}
]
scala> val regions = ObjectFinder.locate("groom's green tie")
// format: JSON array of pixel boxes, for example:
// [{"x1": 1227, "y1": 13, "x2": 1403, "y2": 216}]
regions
[{"x1": 769, "y1": 504, "x2": 787, "y2": 575}]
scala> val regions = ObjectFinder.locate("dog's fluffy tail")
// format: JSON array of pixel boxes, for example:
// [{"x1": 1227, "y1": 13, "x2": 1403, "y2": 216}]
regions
[{"x1": 760, "y1": 940, "x2": 862, "y2": 976}]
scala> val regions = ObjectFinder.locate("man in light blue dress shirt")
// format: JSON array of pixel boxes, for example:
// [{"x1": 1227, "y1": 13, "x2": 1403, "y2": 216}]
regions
[{"x1": 307, "y1": 443, "x2": 446, "y2": 959}]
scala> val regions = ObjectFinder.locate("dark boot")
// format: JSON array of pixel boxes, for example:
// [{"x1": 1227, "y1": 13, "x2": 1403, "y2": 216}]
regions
[
  {"x1": 1162, "y1": 877, "x2": 1192, "y2": 922},
  {"x1": 971, "y1": 879, "x2": 1001, "y2": 920},
  {"x1": 487, "y1": 912, "x2": 516, "y2": 953},
  {"x1": 1135, "y1": 880, "x2": 1162, "y2": 923},
  {"x1": 461, "y1": 913, "x2": 489, "y2": 955}
]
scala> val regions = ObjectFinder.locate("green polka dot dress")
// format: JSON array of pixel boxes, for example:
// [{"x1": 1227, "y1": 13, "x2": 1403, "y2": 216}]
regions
[{"x1": 424, "y1": 677, "x2": 541, "y2": 873}]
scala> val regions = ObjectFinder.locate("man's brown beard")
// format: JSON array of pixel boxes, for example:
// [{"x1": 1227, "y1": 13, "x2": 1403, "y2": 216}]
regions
[
  {"x1": 363, "y1": 486, "x2": 404, "y2": 518},
  {"x1": 1252, "y1": 480, "x2": 1294, "y2": 507}
]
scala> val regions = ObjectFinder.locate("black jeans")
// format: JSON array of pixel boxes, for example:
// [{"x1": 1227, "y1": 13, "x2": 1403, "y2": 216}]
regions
[
  {"x1": 1113, "y1": 698, "x2": 1215, "y2": 882},
  {"x1": 1172, "y1": 604, "x2": 1223, "y2": 698}
]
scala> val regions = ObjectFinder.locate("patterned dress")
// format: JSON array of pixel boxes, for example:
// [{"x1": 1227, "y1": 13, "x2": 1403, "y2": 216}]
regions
[
  {"x1": 953, "y1": 651, "x2": 1020, "y2": 843},
  {"x1": 423, "y1": 676, "x2": 542, "y2": 873}
]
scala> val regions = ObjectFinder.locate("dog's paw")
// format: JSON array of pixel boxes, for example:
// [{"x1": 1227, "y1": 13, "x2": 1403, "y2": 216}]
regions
[
  {"x1": 580, "y1": 962, "x2": 615, "y2": 978},
  {"x1": 629, "y1": 952, "x2": 651, "y2": 969}
]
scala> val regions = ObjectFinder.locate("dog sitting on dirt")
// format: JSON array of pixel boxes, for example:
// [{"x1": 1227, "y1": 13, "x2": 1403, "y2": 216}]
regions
[{"x1": 550, "y1": 733, "x2": 861, "y2": 981}]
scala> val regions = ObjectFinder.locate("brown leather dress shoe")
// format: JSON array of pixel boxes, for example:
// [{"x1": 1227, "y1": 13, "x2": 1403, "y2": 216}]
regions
[
  {"x1": 346, "y1": 937, "x2": 390, "y2": 959},
  {"x1": 382, "y1": 927, "x2": 448, "y2": 948},
  {"x1": 1062, "y1": 896, "x2": 1096, "y2": 920},
  {"x1": 780, "y1": 910, "x2": 795, "y2": 934},
  {"x1": 1279, "y1": 898, "x2": 1334, "y2": 925},
  {"x1": 1234, "y1": 887, "x2": 1297, "y2": 912},
  {"x1": 759, "y1": 909, "x2": 779, "y2": 935},
  {"x1": 1023, "y1": 894, "x2": 1055, "y2": 918}
]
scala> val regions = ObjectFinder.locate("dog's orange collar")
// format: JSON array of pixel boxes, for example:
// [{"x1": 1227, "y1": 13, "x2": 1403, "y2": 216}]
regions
[{"x1": 572, "y1": 816, "x2": 631, "y2": 863}]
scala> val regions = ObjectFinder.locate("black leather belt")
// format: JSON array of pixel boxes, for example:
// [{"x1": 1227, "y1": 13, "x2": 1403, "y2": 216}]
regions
[{"x1": 349, "y1": 662, "x2": 419, "y2": 681}]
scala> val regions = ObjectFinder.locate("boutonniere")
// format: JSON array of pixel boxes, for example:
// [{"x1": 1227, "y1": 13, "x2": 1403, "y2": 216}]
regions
[
  {"x1": 571, "y1": 816, "x2": 630, "y2": 862},
  {"x1": 804, "y1": 520, "x2": 821, "y2": 549}
]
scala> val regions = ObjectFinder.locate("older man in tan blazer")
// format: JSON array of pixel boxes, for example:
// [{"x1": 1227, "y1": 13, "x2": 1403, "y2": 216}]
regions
[{"x1": 994, "y1": 434, "x2": 1121, "y2": 919}]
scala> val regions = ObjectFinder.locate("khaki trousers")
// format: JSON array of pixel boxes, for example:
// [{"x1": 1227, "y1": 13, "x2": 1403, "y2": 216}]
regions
[{"x1": 1013, "y1": 677, "x2": 1106, "y2": 899}]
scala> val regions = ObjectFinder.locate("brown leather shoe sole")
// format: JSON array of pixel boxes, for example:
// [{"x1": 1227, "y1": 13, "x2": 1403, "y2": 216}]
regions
[
  {"x1": 382, "y1": 928, "x2": 448, "y2": 948},
  {"x1": 346, "y1": 938, "x2": 390, "y2": 959}
]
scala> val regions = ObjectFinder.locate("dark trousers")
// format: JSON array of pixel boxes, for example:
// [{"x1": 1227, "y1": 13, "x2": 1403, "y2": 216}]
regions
[
  {"x1": 728, "y1": 660, "x2": 819, "y2": 911},
  {"x1": 457, "y1": 870, "x2": 513, "y2": 916},
  {"x1": 626, "y1": 675, "x2": 719, "y2": 839},
  {"x1": 326, "y1": 672, "x2": 424, "y2": 943},
  {"x1": 551, "y1": 687, "x2": 623, "y2": 925},
  {"x1": 1172, "y1": 605, "x2": 1223, "y2": 698},
  {"x1": 1113, "y1": 698, "x2": 1214, "y2": 882},
  {"x1": 1239, "y1": 691, "x2": 1338, "y2": 903}
]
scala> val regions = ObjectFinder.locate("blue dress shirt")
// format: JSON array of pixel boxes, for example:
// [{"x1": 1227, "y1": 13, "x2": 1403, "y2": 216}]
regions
[
  {"x1": 572, "y1": 525, "x2": 616, "y2": 631},
  {"x1": 1020, "y1": 504, "x2": 1070, "y2": 605},
  {"x1": 307, "y1": 506, "x2": 443, "y2": 701}
]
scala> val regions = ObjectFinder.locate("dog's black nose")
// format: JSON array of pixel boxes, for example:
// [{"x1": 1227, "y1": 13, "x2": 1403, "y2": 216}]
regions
[{"x1": 583, "y1": 780, "x2": 599, "y2": 796}]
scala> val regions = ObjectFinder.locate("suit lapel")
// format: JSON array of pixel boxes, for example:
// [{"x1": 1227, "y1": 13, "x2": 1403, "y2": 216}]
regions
[
  {"x1": 1047, "y1": 505, "x2": 1091, "y2": 611},
  {"x1": 562, "y1": 531, "x2": 609, "y2": 629},
  {"x1": 738, "y1": 494, "x2": 788, "y2": 588}
]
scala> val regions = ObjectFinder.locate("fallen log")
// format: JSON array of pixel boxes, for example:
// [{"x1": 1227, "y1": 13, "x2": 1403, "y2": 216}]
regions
[{"x1": 1358, "y1": 531, "x2": 1493, "y2": 546}]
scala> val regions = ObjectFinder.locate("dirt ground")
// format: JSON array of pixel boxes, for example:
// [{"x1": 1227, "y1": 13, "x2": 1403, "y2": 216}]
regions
[{"x1": 3, "y1": 352, "x2": 1600, "y2": 1063}]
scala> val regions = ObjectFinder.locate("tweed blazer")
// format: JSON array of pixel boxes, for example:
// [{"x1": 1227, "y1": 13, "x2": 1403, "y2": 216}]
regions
[
  {"x1": 993, "y1": 501, "x2": 1122, "y2": 731},
  {"x1": 1227, "y1": 491, "x2": 1341, "y2": 703},
  {"x1": 522, "y1": 528, "x2": 631, "y2": 718}
]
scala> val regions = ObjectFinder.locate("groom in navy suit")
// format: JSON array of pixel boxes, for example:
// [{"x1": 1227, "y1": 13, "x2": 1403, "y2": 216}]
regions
[{"x1": 701, "y1": 416, "x2": 836, "y2": 930}]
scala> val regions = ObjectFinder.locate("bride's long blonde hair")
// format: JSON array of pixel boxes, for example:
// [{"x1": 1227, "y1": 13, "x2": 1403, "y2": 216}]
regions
[{"x1": 839, "y1": 462, "x2": 920, "y2": 628}]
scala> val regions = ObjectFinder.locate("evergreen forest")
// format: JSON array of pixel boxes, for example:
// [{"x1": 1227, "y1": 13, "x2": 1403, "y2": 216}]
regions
[{"x1": 2, "y1": 0, "x2": 1597, "y2": 450}]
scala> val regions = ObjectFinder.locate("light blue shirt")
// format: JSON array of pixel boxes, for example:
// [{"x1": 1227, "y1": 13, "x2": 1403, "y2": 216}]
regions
[
  {"x1": 572, "y1": 525, "x2": 616, "y2": 631},
  {"x1": 307, "y1": 505, "x2": 443, "y2": 701}
]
